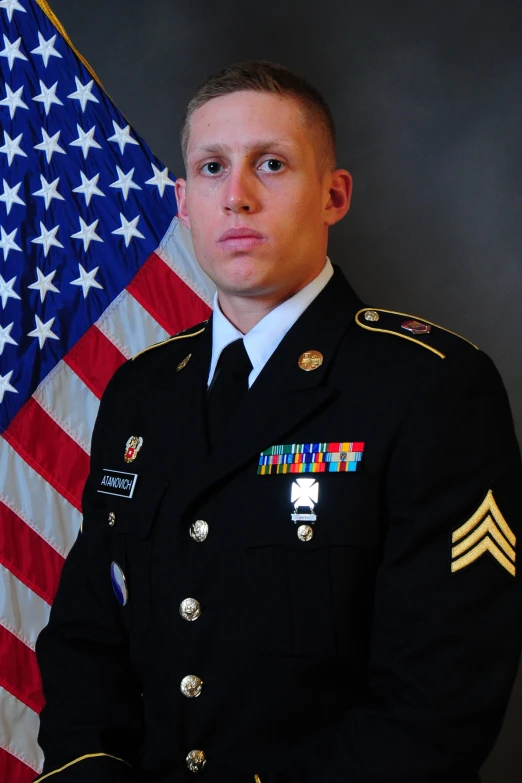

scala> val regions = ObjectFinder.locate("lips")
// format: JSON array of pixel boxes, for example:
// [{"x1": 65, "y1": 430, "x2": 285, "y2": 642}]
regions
[{"x1": 218, "y1": 227, "x2": 266, "y2": 251}]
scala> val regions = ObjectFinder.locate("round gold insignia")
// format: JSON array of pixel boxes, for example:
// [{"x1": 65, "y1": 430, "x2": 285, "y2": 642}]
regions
[{"x1": 298, "y1": 350, "x2": 324, "y2": 372}]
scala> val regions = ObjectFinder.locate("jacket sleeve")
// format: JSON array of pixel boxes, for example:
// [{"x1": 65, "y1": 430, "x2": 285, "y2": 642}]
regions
[
  {"x1": 34, "y1": 363, "x2": 142, "y2": 783},
  {"x1": 318, "y1": 348, "x2": 522, "y2": 783}
]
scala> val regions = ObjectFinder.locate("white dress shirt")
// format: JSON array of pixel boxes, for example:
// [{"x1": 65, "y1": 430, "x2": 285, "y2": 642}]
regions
[{"x1": 208, "y1": 258, "x2": 334, "y2": 388}]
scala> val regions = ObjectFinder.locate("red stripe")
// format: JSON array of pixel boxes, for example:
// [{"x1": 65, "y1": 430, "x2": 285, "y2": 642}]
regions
[
  {"x1": 3, "y1": 401, "x2": 89, "y2": 512},
  {"x1": 127, "y1": 252, "x2": 211, "y2": 334},
  {"x1": 0, "y1": 747, "x2": 37, "y2": 783},
  {"x1": 0, "y1": 502, "x2": 64, "y2": 605},
  {"x1": 64, "y1": 325, "x2": 126, "y2": 399},
  {"x1": 0, "y1": 626, "x2": 44, "y2": 713}
]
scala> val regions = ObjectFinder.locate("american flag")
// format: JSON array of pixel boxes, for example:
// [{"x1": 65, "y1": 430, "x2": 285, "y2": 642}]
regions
[{"x1": 0, "y1": 1, "x2": 213, "y2": 780}]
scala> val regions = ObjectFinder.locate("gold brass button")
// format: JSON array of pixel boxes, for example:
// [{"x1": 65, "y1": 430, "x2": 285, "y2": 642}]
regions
[
  {"x1": 298, "y1": 350, "x2": 323, "y2": 371},
  {"x1": 190, "y1": 520, "x2": 209, "y2": 542},
  {"x1": 186, "y1": 749, "x2": 206, "y2": 773},
  {"x1": 180, "y1": 598, "x2": 202, "y2": 622},
  {"x1": 108, "y1": 512, "x2": 116, "y2": 527},
  {"x1": 180, "y1": 675, "x2": 203, "y2": 698},
  {"x1": 364, "y1": 310, "x2": 380, "y2": 322},
  {"x1": 297, "y1": 524, "x2": 314, "y2": 542}
]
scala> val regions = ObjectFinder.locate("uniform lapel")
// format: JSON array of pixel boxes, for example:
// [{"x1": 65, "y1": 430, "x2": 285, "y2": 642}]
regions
[{"x1": 181, "y1": 267, "x2": 363, "y2": 510}]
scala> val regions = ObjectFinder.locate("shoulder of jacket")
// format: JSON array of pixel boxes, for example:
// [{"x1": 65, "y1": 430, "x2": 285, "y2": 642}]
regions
[
  {"x1": 131, "y1": 320, "x2": 209, "y2": 361},
  {"x1": 354, "y1": 307, "x2": 478, "y2": 360}
]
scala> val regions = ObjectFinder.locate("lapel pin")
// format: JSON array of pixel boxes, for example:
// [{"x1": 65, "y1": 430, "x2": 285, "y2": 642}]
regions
[
  {"x1": 298, "y1": 350, "x2": 323, "y2": 371},
  {"x1": 177, "y1": 353, "x2": 192, "y2": 372},
  {"x1": 401, "y1": 320, "x2": 431, "y2": 335},
  {"x1": 124, "y1": 436, "x2": 143, "y2": 463}
]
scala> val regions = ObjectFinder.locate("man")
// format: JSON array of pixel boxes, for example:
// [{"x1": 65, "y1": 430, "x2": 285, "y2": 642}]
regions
[{"x1": 35, "y1": 61, "x2": 522, "y2": 783}]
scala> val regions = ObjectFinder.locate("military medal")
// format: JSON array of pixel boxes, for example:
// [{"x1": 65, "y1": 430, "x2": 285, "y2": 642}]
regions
[
  {"x1": 124, "y1": 435, "x2": 143, "y2": 463},
  {"x1": 291, "y1": 478, "x2": 319, "y2": 523},
  {"x1": 258, "y1": 442, "x2": 365, "y2": 475}
]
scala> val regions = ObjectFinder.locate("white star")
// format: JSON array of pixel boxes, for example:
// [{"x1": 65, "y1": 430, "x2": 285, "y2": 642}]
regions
[
  {"x1": 33, "y1": 79, "x2": 63, "y2": 115},
  {"x1": 34, "y1": 128, "x2": 66, "y2": 163},
  {"x1": 0, "y1": 0, "x2": 26, "y2": 22},
  {"x1": 0, "y1": 131, "x2": 27, "y2": 166},
  {"x1": 111, "y1": 212, "x2": 145, "y2": 247},
  {"x1": 0, "y1": 369, "x2": 17, "y2": 403},
  {"x1": 28, "y1": 314, "x2": 59, "y2": 349},
  {"x1": 70, "y1": 264, "x2": 103, "y2": 298},
  {"x1": 0, "y1": 225, "x2": 21, "y2": 260},
  {"x1": 0, "y1": 179, "x2": 24, "y2": 214},
  {"x1": 0, "y1": 321, "x2": 16, "y2": 354},
  {"x1": 30, "y1": 31, "x2": 62, "y2": 67},
  {"x1": 69, "y1": 124, "x2": 102, "y2": 159},
  {"x1": 0, "y1": 274, "x2": 20, "y2": 308},
  {"x1": 145, "y1": 163, "x2": 175, "y2": 197},
  {"x1": 32, "y1": 174, "x2": 64, "y2": 209},
  {"x1": 28, "y1": 267, "x2": 59, "y2": 302},
  {"x1": 0, "y1": 34, "x2": 27, "y2": 70},
  {"x1": 67, "y1": 76, "x2": 98, "y2": 112},
  {"x1": 110, "y1": 166, "x2": 141, "y2": 201},
  {"x1": 0, "y1": 83, "x2": 28, "y2": 118},
  {"x1": 72, "y1": 171, "x2": 105, "y2": 206},
  {"x1": 107, "y1": 120, "x2": 139, "y2": 154},
  {"x1": 71, "y1": 217, "x2": 103, "y2": 252},
  {"x1": 31, "y1": 221, "x2": 63, "y2": 257}
]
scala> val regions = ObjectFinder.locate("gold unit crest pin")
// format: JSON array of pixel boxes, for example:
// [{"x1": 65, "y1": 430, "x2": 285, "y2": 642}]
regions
[{"x1": 124, "y1": 436, "x2": 143, "y2": 464}]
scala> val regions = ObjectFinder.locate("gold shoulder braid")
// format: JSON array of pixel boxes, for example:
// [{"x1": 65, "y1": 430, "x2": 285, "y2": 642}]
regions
[
  {"x1": 355, "y1": 308, "x2": 478, "y2": 360},
  {"x1": 132, "y1": 323, "x2": 208, "y2": 361}
]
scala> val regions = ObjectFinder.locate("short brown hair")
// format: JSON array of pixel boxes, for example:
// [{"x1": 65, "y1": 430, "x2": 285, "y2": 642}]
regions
[{"x1": 180, "y1": 60, "x2": 336, "y2": 173}]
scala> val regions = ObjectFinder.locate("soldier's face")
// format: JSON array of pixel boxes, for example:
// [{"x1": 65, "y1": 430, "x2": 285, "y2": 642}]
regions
[{"x1": 175, "y1": 91, "x2": 351, "y2": 301}]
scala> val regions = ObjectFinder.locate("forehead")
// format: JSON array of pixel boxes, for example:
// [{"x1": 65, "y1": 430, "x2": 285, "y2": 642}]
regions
[{"x1": 186, "y1": 90, "x2": 312, "y2": 157}]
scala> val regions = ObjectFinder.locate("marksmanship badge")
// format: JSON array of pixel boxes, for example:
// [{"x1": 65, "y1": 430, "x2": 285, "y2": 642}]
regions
[
  {"x1": 291, "y1": 478, "x2": 319, "y2": 523},
  {"x1": 124, "y1": 436, "x2": 143, "y2": 463}
]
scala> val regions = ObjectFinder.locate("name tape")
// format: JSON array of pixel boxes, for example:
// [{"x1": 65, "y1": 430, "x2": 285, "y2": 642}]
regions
[{"x1": 97, "y1": 468, "x2": 138, "y2": 499}]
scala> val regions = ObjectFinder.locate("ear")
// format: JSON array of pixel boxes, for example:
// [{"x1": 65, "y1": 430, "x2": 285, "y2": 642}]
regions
[
  {"x1": 175, "y1": 178, "x2": 191, "y2": 230},
  {"x1": 324, "y1": 169, "x2": 353, "y2": 227}
]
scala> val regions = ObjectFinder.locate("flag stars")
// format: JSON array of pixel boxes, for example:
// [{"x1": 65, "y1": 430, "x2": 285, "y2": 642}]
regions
[
  {"x1": 0, "y1": 370, "x2": 17, "y2": 403},
  {"x1": 145, "y1": 163, "x2": 175, "y2": 197},
  {"x1": 0, "y1": 321, "x2": 17, "y2": 354},
  {"x1": 0, "y1": 179, "x2": 25, "y2": 214},
  {"x1": 0, "y1": 0, "x2": 27, "y2": 22},
  {"x1": 32, "y1": 79, "x2": 63, "y2": 115},
  {"x1": 34, "y1": 128, "x2": 66, "y2": 163},
  {"x1": 107, "y1": 120, "x2": 139, "y2": 154},
  {"x1": 28, "y1": 268, "x2": 60, "y2": 303},
  {"x1": 32, "y1": 175, "x2": 64, "y2": 209},
  {"x1": 0, "y1": 84, "x2": 28, "y2": 118},
  {"x1": 69, "y1": 124, "x2": 102, "y2": 159},
  {"x1": 31, "y1": 221, "x2": 64, "y2": 257},
  {"x1": 71, "y1": 217, "x2": 103, "y2": 252},
  {"x1": 72, "y1": 171, "x2": 105, "y2": 206},
  {"x1": 110, "y1": 166, "x2": 141, "y2": 201},
  {"x1": 70, "y1": 264, "x2": 103, "y2": 298},
  {"x1": 30, "y1": 31, "x2": 62, "y2": 67},
  {"x1": 0, "y1": 131, "x2": 27, "y2": 166},
  {"x1": 0, "y1": 34, "x2": 27, "y2": 70},
  {"x1": 28, "y1": 314, "x2": 59, "y2": 349},
  {"x1": 0, "y1": 226, "x2": 21, "y2": 260},
  {"x1": 0, "y1": 274, "x2": 20, "y2": 308},
  {"x1": 67, "y1": 76, "x2": 98, "y2": 112},
  {"x1": 112, "y1": 212, "x2": 145, "y2": 247}
]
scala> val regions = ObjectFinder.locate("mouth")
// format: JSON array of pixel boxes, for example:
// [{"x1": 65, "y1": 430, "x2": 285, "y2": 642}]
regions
[{"x1": 217, "y1": 227, "x2": 266, "y2": 251}]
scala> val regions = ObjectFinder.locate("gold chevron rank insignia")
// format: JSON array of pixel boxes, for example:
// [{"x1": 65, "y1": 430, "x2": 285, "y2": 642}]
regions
[{"x1": 451, "y1": 490, "x2": 516, "y2": 577}]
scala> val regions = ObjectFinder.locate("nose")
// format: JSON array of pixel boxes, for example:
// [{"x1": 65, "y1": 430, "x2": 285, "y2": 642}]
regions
[{"x1": 222, "y1": 164, "x2": 258, "y2": 214}]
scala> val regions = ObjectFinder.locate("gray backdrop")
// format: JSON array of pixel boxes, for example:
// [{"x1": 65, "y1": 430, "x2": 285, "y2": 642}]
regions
[{"x1": 48, "y1": 1, "x2": 522, "y2": 780}]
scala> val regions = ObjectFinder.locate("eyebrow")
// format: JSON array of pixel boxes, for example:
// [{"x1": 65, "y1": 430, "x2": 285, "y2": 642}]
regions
[{"x1": 189, "y1": 138, "x2": 297, "y2": 157}]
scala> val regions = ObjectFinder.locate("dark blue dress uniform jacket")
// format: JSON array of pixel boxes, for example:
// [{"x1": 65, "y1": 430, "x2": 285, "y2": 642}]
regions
[{"x1": 34, "y1": 266, "x2": 522, "y2": 783}]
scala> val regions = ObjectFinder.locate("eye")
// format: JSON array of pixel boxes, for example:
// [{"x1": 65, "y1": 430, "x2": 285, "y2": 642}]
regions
[
  {"x1": 259, "y1": 159, "x2": 284, "y2": 173},
  {"x1": 201, "y1": 161, "x2": 222, "y2": 175}
]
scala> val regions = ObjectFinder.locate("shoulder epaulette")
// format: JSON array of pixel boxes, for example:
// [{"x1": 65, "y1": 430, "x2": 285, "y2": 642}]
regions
[
  {"x1": 355, "y1": 308, "x2": 478, "y2": 360},
  {"x1": 132, "y1": 320, "x2": 208, "y2": 361}
]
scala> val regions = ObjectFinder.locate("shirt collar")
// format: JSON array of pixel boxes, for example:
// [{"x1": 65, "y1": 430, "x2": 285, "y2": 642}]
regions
[{"x1": 208, "y1": 258, "x2": 334, "y2": 388}]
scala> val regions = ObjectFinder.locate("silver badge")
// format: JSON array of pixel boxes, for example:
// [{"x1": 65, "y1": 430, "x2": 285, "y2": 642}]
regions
[{"x1": 291, "y1": 478, "x2": 319, "y2": 523}]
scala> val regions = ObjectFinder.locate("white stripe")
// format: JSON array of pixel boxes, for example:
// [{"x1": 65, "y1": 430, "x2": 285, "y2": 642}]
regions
[
  {"x1": 0, "y1": 437, "x2": 81, "y2": 559},
  {"x1": 0, "y1": 564, "x2": 51, "y2": 648},
  {"x1": 33, "y1": 361, "x2": 100, "y2": 455},
  {"x1": 97, "y1": 290, "x2": 169, "y2": 358},
  {"x1": 0, "y1": 687, "x2": 43, "y2": 773},
  {"x1": 157, "y1": 216, "x2": 215, "y2": 306}
]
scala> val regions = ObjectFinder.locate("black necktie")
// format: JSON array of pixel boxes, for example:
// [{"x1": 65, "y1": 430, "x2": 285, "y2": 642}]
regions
[{"x1": 207, "y1": 339, "x2": 253, "y2": 447}]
